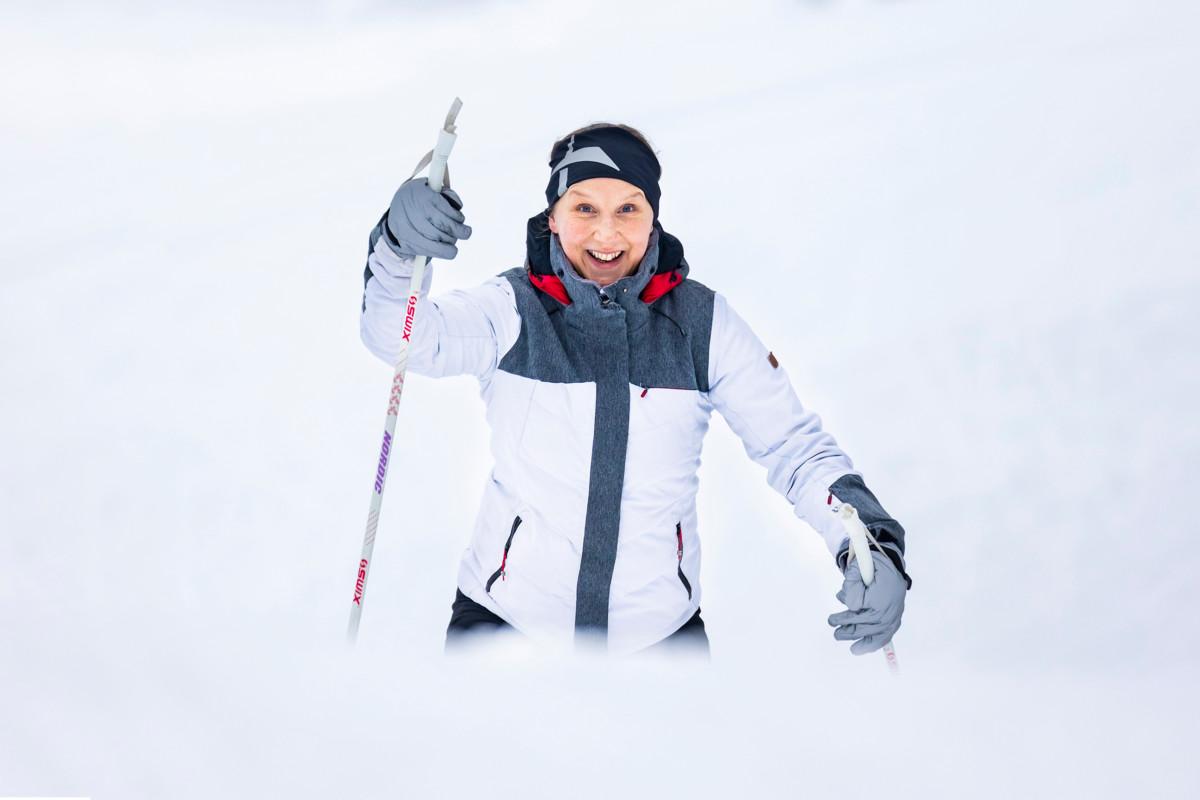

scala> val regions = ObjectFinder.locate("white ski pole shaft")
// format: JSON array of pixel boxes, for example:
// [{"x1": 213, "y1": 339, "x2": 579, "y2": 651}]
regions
[
  {"x1": 347, "y1": 97, "x2": 463, "y2": 645},
  {"x1": 837, "y1": 503, "x2": 900, "y2": 675}
]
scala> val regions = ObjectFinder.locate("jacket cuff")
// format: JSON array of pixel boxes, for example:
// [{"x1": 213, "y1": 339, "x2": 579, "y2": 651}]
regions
[
  {"x1": 836, "y1": 541, "x2": 911, "y2": 590},
  {"x1": 379, "y1": 208, "x2": 411, "y2": 259},
  {"x1": 829, "y1": 474, "x2": 912, "y2": 589}
]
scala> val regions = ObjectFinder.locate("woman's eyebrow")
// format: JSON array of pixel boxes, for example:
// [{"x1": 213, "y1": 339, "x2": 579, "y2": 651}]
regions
[{"x1": 569, "y1": 190, "x2": 644, "y2": 201}]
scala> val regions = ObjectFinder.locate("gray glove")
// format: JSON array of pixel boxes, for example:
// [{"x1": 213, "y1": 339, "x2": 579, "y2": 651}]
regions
[
  {"x1": 827, "y1": 550, "x2": 906, "y2": 655},
  {"x1": 384, "y1": 177, "x2": 472, "y2": 260}
]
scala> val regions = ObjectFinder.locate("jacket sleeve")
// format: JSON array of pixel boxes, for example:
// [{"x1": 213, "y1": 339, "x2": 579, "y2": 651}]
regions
[
  {"x1": 359, "y1": 215, "x2": 521, "y2": 380},
  {"x1": 706, "y1": 293, "x2": 907, "y2": 580}
]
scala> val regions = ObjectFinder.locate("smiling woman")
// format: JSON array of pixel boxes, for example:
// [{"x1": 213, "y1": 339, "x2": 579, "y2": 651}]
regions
[
  {"x1": 544, "y1": 123, "x2": 658, "y2": 286},
  {"x1": 359, "y1": 121, "x2": 911, "y2": 658},
  {"x1": 548, "y1": 178, "x2": 653, "y2": 285}
]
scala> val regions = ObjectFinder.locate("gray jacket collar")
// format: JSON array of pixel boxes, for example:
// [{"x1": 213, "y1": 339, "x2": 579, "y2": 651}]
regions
[{"x1": 549, "y1": 229, "x2": 660, "y2": 321}]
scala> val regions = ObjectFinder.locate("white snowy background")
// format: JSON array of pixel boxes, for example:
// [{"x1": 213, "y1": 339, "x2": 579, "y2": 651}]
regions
[{"x1": 2, "y1": 0, "x2": 1197, "y2": 797}]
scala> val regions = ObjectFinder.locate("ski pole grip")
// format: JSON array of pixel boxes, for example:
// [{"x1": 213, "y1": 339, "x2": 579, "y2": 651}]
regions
[
  {"x1": 837, "y1": 503, "x2": 875, "y2": 586},
  {"x1": 428, "y1": 128, "x2": 456, "y2": 192},
  {"x1": 427, "y1": 97, "x2": 463, "y2": 193}
]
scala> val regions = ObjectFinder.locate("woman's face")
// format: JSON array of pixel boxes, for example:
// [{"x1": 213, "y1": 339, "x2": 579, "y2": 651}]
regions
[{"x1": 548, "y1": 177, "x2": 654, "y2": 287}]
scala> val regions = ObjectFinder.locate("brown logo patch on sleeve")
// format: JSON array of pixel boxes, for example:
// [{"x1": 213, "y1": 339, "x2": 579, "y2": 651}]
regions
[{"x1": 768, "y1": 351, "x2": 779, "y2": 368}]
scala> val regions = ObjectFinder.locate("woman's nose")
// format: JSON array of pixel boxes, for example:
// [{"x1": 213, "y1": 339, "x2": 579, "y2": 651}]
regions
[{"x1": 593, "y1": 215, "x2": 620, "y2": 242}]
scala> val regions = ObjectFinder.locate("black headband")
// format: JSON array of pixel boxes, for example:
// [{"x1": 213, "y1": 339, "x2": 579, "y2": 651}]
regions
[{"x1": 545, "y1": 126, "x2": 662, "y2": 220}]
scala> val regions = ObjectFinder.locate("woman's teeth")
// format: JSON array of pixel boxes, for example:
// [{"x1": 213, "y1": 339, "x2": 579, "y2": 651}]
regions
[{"x1": 587, "y1": 249, "x2": 623, "y2": 262}]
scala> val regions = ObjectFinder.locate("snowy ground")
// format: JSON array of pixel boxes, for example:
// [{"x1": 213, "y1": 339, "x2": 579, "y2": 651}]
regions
[{"x1": 2, "y1": 0, "x2": 1198, "y2": 797}]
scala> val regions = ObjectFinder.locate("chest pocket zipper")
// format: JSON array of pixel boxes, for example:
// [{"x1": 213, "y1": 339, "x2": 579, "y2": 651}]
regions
[
  {"x1": 485, "y1": 516, "x2": 523, "y2": 594},
  {"x1": 676, "y1": 522, "x2": 693, "y2": 600}
]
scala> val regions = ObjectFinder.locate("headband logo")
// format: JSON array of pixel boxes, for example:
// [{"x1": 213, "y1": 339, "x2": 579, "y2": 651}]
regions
[{"x1": 550, "y1": 134, "x2": 620, "y2": 197}]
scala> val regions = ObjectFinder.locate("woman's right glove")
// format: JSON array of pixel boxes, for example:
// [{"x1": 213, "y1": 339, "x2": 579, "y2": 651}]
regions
[
  {"x1": 384, "y1": 177, "x2": 472, "y2": 261},
  {"x1": 827, "y1": 550, "x2": 906, "y2": 655}
]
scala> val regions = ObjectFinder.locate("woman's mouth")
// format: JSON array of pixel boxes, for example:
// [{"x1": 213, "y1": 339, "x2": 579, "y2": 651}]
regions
[{"x1": 585, "y1": 249, "x2": 624, "y2": 269}]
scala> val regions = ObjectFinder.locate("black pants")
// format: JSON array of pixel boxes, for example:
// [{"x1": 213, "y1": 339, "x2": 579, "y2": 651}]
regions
[{"x1": 445, "y1": 588, "x2": 709, "y2": 656}]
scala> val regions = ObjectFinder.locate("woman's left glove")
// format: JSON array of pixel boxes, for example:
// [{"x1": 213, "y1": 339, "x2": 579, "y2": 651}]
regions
[{"x1": 827, "y1": 550, "x2": 906, "y2": 655}]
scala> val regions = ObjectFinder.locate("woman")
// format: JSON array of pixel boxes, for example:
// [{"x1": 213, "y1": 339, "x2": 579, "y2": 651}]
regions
[{"x1": 360, "y1": 123, "x2": 910, "y2": 657}]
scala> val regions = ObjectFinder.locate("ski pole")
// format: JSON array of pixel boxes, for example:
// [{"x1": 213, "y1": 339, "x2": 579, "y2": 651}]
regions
[
  {"x1": 347, "y1": 97, "x2": 463, "y2": 645},
  {"x1": 835, "y1": 502, "x2": 900, "y2": 675}
]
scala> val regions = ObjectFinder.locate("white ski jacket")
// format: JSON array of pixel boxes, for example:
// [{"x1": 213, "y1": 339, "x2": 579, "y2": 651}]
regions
[{"x1": 359, "y1": 219, "x2": 893, "y2": 655}]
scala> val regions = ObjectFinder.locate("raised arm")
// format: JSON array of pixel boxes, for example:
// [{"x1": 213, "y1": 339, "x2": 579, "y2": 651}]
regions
[{"x1": 358, "y1": 180, "x2": 521, "y2": 379}]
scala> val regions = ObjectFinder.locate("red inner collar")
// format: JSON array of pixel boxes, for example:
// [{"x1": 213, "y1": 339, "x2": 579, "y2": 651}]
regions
[{"x1": 527, "y1": 269, "x2": 683, "y2": 307}]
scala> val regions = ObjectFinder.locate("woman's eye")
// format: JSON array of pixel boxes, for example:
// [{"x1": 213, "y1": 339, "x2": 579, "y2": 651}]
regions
[
  {"x1": 620, "y1": 204, "x2": 637, "y2": 213},
  {"x1": 576, "y1": 204, "x2": 594, "y2": 213}
]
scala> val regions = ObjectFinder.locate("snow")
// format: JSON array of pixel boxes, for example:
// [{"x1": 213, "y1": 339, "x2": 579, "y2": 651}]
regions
[{"x1": 2, "y1": 0, "x2": 1198, "y2": 797}]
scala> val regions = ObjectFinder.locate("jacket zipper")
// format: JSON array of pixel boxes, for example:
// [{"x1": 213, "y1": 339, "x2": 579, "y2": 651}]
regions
[
  {"x1": 676, "y1": 522, "x2": 693, "y2": 600},
  {"x1": 485, "y1": 515, "x2": 523, "y2": 594}
]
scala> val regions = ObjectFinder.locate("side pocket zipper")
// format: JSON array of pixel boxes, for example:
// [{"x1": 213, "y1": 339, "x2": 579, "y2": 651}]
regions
[
  {"x1": 676, "y1": 522, "x2": 693, "y2": 600},
  {"x1": 485, "y1": 515, "x2": 523, "y2": 594}
]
